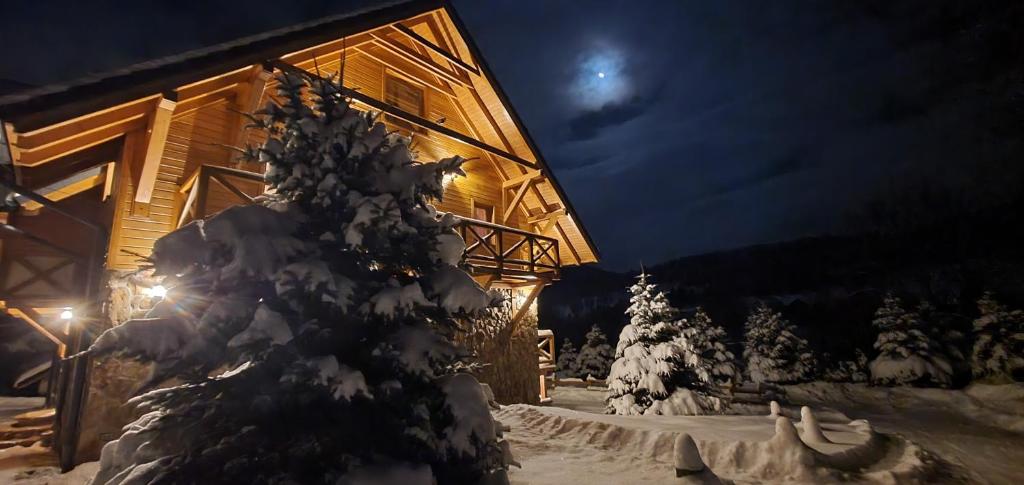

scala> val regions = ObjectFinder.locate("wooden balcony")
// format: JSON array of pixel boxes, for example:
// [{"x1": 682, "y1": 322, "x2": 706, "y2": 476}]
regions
[
  {"x1": 175, "y1": 165, "x2": 561, "y2": 280},
  {"x1": 455, "y1": 217, "x2": 560, "y2": 281}
]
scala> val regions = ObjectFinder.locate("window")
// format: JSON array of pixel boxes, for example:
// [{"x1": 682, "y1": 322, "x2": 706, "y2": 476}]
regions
[
  {"x1": 384, "y1": 74, "x2": 425, "y2": 134},
  {"x1": 471, "y1": 202, "x2": 494, "y2": 241},
  {"x1": 473, "y1": 203, "x2": 494, "y2": 223}
]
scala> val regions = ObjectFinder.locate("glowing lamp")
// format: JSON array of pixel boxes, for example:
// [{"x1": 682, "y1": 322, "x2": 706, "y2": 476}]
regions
[
  {"x1": 442, "y1": 172, "x2": 460, "y2": 189},
  {"x1": 146, "y1": 285, "x2": 168, "y2": 298},
  {"x1": 59, "y1": 308, "x2": 73, "y2": 320}
]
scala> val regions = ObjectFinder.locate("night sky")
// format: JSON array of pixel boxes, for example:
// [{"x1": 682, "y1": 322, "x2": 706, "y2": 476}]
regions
[{"x1": 1, "y1": 1, "x2": 1019, "y2": 269}]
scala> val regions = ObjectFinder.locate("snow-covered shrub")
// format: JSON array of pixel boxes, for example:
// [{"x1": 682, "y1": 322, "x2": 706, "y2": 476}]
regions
[
  {"x1": 677, "y1": 307, "x2": 737, "y2": 387},
  {"x1": 869, "y1": 295, "x2": 951, "y2": 387},
  {"x1": 742, "y1": 303, "x2": 817, "y2": 384},
  {"x1": 556, "y1": 338, "x2": 580, "y2": 378},
  {"x1": 606, "y1": 273, "x2": 714, "y2": 415},
  {"x1": 577, "y1": 325, "x2": 613, "y2": 380},
  {"x1": 972, "y1": 292, "x2": 1024, "y2": 382},
  {"x1": 87, "y1": 73, "x2": 512, "y2": 484},
  {"x1": 822, "y1": 350, "x2": 868, "y2": 383}
]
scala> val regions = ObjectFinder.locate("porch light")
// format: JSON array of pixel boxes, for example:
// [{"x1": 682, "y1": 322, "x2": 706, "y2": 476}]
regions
[
  {"x1": 59, "y1": 308, "x2": 73, "y2": 320},
  {"x1": 442, "y1": 172, "x2": 461, "y2": 189},
  {"x1": 146, "y1": 285, "x2": 168, "y2": 298}
]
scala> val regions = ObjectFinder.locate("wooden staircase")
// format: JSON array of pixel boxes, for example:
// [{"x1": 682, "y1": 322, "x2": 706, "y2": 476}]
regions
[{"x1": 0, "y1": 407, "x2": 54, "y2": 450}]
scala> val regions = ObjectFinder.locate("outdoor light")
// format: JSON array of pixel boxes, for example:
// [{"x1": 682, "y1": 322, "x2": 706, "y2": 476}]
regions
[
  {"x1": 146, "y1": 285, "x2": 168, "y2": 298},
  {"x1": 442, "y1": 172, "x2": 460, "y2": 189},
  {"x1": 59, "y1": 308, "x2": 73, "y2": 320}
]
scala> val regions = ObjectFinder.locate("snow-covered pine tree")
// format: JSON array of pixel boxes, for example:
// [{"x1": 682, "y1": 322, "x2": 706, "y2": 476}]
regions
[
  {"x1": 577, "y1": 325, "x2": 614, "y2": 380},
  {"x1": 742, "y1": 303, "x2": 816, "y2": 384},
  {"x1": 606, "y1": 273, "x2": 686, "y2": 415},
  {"x1": 85, "y1": 73, "x2": 512, "y2": 484},
  {"x1": 556, "y1": 338, "x2": 580, "y2": 378},
  {"x1": 869, "y1": 295, "x2": 952, "y2": 387},
  {"x1": 971, "y1": 292, "x2": 1024, "y2": 382},
  {"x1": 677, "y1": 307, "x2": 737, "y2": 387}
]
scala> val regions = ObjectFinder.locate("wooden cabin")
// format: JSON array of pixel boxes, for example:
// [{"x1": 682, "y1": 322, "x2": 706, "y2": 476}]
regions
[{"x1": 0, "y1": 0, "x2": 597, "y2": 469}]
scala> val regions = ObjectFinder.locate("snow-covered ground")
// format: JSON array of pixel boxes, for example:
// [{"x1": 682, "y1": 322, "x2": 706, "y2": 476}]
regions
[
  {"x1": 501, "y1": 385, "x2": 1024, "y2": 484},
  {"x1": 3, "y1": 383, "x2": 1023, "y2": 484},
  {"x1": 784, "y1": 382, "x2": 1024, "y2": 484}
]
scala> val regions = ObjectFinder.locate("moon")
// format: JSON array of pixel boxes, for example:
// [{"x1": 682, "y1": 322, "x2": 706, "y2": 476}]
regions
[{"x1": 572, "y1": 43, "x2": 629, "y2": 109}]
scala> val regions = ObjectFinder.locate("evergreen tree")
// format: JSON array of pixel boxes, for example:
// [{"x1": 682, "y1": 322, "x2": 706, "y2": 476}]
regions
[
  {"x1": 606, "y1": 273, "x2": 687, "y2": 415},
  {"x1": 972, "y1": 292, "x2": 1024, "y2": 381},
  {"x1": 86, "y1": 73, "x2": 512, "y2": 484},
  {"x1": 556, "y1": 338, "x2": 580, "y2": 378},
  {"x1": 677, "y1": 308, "x2": 737, "y2": 387},
  {"x1": 577, "y1": 325, "x2": 614, "y2": 380},
  {"x1": 742, "y1": 303, "x2": 816, "y2": 384},
  {"x1": 869, "y1": 295, "x2": 952, "y2": 387}
]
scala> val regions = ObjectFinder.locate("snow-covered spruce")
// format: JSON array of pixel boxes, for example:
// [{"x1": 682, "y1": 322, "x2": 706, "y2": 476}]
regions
[
  {"x1": 742, "y1": 303, "x2": 816, "y2": 384},
  {"x1": 86, "y1": 73, "x2": 512, "y2": 484},
  {"x1": 576, "y1": 325, "x2": 613, "y2": 380},
  {"x1": 606, "y1": 273, "x2": 717, "y2": 415},
  {"x1": 971, "y1": 292, "x2": 1024, "y2": 382},
  {"x1": 869, "y1": 295, "x2": 951, "y2": 387},
  {"x1": 556, "y1": 338, "x2": 581, "y2": 378},
  {"x1": 677, "y1": 307, "x2": 737, "y2": 387}
]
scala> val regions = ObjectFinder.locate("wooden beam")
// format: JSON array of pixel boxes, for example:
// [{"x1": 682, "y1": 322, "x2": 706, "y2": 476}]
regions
[
  {"x1": 353, "y1": 46, "x2": 456, "y2": 98},
  {"x1": 3, "y1": 122, "x2": 21, "y2": 165},
  {"x1": 554, "y1": 221, "x2": 580, "y2": 265},
  {"x1": 133, "y1": 96, "x2": 176, "y2": 206},
  {"x1": 20, "y1": 171, "x2": 104, "y2": 211},
  {"x1": 502, "y1": 178, "x2": 532, "y2": 224},
  {"x1": 389, "y1": 23, "x2": 479, "y2": 76},
  {"x1": 369, "y1": 32, "x2": 471, "y2": 88},
  {"x1": 230, "y1": 65, "x2": 274, "y2": 151},
  {"x1": 101, "y1": 162, "x2": 116, "y2": 201},
  {"x1": 5, "y1": 307, "x2": 66, "y2": 352},
  {"x1": 501, "y1": 169, "x2": 542, "y2": 189},
  {"x1": 269, "y1": 61, "x2": 537, "y2": 170},
  {"x1": 13, "y1": 115, "x2": 146, "y2": 167},
  {"x1": 511, "y1": 281, "x2": 544, "y2": 326},
  {"x1": 527, "y1": 208, "x2": 565, "y2": 225}
]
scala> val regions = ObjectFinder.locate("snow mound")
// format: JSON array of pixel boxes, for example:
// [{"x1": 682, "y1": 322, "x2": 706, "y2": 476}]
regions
[
  {"x1": 496, "y1": 404, "x2": 961, "y2": 484},
  {"x1": 644, "y1": 389, "x2": 725, "y2": 416}
]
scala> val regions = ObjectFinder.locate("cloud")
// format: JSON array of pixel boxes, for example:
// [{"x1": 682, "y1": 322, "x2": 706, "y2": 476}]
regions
[
  {"x1": 705, "y1": 150, "x2": 814, "y2": 199},
  {"x1": 566, "y1": 95, "x2": 655, "y2": 142}
]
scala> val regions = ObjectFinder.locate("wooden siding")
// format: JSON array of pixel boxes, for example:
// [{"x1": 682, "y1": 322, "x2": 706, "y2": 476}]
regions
[{"x1": 7, "y1": 5, "x2": 597, "y2": 275}]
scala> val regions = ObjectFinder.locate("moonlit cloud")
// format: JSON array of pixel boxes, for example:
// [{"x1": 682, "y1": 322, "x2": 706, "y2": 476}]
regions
[{"x1": 571, "y1": 42, "x2": 630, "y2": 109}]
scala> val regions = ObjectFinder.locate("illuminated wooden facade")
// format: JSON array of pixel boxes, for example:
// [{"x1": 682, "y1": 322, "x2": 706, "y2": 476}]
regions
[{"x1": 0, "y1": 0, "x2": 596, "y2": 468}]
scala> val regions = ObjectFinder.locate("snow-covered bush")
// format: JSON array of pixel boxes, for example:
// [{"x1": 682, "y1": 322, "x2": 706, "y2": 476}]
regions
[
  {"x1": 742, "y1": 303, "x2": 816, "y2": 384},
  {"x1": 677, "y1": 307, "x2": 737, "y2": 387},
  {"x1": 971, "y1": 292, "x2": 1024, "y2": 382},
  {"x1": 606, "y1": 273, "x2": 713, "y2": 415},
  {"x1": 822, "y1": 350, "x2": 868, "y2": 383},
  {"x1": 577, "y1": 325, "x2": 613, "y2": 379},
  {"x1": 556, "y1": 338, "x2": 580, "y2": 378},
  {"x1": 86, "y1": 73, "x2": 512, "y2": 484},
  {"x1": 869, "y1": 295, "x2": 951, "y2": 387}
]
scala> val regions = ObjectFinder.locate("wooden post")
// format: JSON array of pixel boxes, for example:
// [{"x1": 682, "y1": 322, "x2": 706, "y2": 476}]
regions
[{"x1": 131, "y1": 95, "x2": 177, "y2": 215}]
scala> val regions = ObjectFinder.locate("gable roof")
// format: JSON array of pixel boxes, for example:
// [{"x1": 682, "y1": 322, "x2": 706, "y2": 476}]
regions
[
  {"x1": 0, "y1": 0, "x2": 599, "y2": 263},
  {"x1": 0, "y1": 0, "x2": 441, "y2": 131}
]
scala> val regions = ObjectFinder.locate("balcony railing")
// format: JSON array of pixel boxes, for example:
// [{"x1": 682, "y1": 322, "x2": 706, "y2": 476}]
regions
[
  {"x1": 175, "y1": 165, "x2": 561, "y2": 280},
  {"x1": 176, "y1": 165, "x2": 266, "y2": 228},
  {"x1": 454, "y1": 217, "x2": 559, "y2": 280}
]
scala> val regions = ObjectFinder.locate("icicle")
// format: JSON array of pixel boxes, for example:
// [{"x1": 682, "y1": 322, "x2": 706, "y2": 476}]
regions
[{"x1": 799, "y1": 406, "x2": 830, "y2": 444}]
